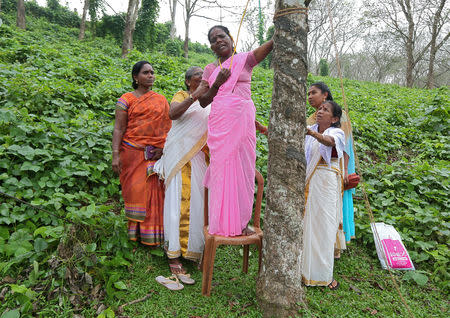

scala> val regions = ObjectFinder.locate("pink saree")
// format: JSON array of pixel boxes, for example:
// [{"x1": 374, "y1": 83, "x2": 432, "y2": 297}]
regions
[{"x1": 203, "y1": 52, "x2": 257, "y2": 236}]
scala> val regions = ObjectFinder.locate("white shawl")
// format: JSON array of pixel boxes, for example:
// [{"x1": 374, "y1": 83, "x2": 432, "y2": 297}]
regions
[{"x1": 154, "y1": 100, "x2": 210, "y2": 186}]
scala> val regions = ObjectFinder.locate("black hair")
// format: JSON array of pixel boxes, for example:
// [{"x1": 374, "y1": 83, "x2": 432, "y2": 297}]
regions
[
  {"x1": 207, "y1": 25, "x2": 232, "y2": 43},
  {"x1": 323, "y1": 100, "x2": 342, "y2": 128},
  {"x1": 311, "y1": 82, "x2": 333, "y2": 101},
  {"x1": 185, "y1": 66, "x2": 202, "y2": 90},
  {"x1": 131, "y1": 61, "x2": 151, "y2": 89}
]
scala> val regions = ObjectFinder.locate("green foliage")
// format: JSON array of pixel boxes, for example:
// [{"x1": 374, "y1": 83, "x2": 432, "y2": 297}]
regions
[
  {"x1": 134, "y1": 0, "x2": 160, "y2": 52},
  {"x1": 96, "y1": 14, "x2": 125, "y2": 44},
  {"x1": 1, "y1": 0, "x2": 81, "y2": 28},
  {"x1": 319, "y1": 58, "x2": 329, "y2": 76},
  {"x1": 0, "y1": 15, "x2": 212, "y2": 314},
  {"x1": 0, "y1": 10, "x2": 448, "y2": 315},
  {"x1": 165, "y1": 38, "x2": 183, "y2": 57}
]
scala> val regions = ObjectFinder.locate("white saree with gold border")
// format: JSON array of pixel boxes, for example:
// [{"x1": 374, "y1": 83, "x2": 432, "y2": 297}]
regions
[
  {"x1": 154, "y1": 99, "x2": 210, "y2": 261},
  {"x1": 302, "y1": 124, "x2": 345, "y2": 286}
]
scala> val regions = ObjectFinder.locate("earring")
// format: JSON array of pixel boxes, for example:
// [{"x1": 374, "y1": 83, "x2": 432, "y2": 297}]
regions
[{"x1": 136, "y1": 80, "x2": 139, "y2": 85}]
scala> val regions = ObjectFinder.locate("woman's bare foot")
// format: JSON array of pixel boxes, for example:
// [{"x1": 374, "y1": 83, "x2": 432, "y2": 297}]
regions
[
  {"x1": 242, "y1": 226, "x2": 255, "y2": 236},
  {"x1": 328, "y1": 279, "x2": 339, "y2": 290},
  {"x1": 168, "y1": 258, "x2": 186, "y2": 275}
]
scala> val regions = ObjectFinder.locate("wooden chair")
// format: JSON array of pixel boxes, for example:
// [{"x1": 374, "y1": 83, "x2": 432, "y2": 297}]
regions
[{"x1": 201, "y1": 170, "x2": 264, "y2": 296}]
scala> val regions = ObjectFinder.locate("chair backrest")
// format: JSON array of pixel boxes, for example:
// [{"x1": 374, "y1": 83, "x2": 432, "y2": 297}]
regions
[{"x1": 203, "y1": 169, "x2": 264, "y2": 229}]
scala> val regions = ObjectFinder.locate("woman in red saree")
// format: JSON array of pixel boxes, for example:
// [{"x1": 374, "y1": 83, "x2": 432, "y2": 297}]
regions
[{"x1": 112, "y1": 61, "x2": 171, "y2": 246}]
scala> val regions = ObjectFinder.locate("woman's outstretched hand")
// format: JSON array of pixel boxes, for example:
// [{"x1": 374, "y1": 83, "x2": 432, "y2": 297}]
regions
[
  {"x1": 256, "y1": 121, "x2": 268, "y2": 136},
  {"x1": 213, "y1": 68, "x2": 231, "y2": 88}
]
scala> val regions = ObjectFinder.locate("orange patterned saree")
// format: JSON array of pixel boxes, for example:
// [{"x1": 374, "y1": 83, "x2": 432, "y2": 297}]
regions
[{"x1": 117, "y1": 91, "x2": 171, "y2": 246}]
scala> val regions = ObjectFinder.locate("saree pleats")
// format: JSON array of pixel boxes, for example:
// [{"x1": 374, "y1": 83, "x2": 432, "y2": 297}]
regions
[
  {"x1": 163, "y1": 152, "x2": 207, "y2": 261},
  {"x1": 120, "y1": 144, "x2": 164, "y2": 246},
  {"x1": 302, "y1": 160, "x2": 343, "y2": 286}
]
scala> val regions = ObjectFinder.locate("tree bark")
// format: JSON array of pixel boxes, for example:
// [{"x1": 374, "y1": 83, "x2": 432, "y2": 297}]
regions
[
  {"x1": 184, "y1": 11, "x2": 190, "y2": 58},
  {"x1": 78, "y1": 0, "x2": 90, "y2": 40},
  {"x1": 122, "y1": 0, "x2": 140, "y2": 58},
  {"x1": 399, "y1": 0, "x2": 415, "y2": 87},
  {"x1": 16, "y1": 0, "x2": 26, "y2": 29},
  {"x1": 169, "y1": 0, "x2": 177, "y2": 39},
  {"x1": 256, "y1": 0, "x2": 308, "y2": 316}
]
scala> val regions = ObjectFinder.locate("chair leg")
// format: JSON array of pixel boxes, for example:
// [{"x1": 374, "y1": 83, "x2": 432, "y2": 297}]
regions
[
  {"x1": 202, "y1": 238, "x2": 217, "y2": 296},
  {"x1": 242, "y1": 245, "x2": 249, "y2": 274}
]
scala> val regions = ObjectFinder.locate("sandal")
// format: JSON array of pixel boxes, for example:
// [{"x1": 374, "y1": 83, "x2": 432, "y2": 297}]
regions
[
  {"x1": 328, "y1": 279, "x2": 340, "y2": 290},
  {"x1": 176, "y1": 273, "x2": 195, "y2": 285},
  {"x1": 169, "y1": 263, "x2": 195, "y2": 285},
  {"x1": 155, "y1": 275, "x2": 184, "y2": 291}
]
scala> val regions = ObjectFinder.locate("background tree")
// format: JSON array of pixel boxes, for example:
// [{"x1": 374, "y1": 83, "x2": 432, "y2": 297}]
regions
[
  {"x1": 168, "y1": 0, "x2": 177, "y2": 38},
  {"x1": 121, "y1": 0, "x2": 140, "y2": 58},
  {"x1": 319, "y1": 58, "x2": 329, "y2": 76},
  {"x1": 256, "y1": 0, "x2": 308, "y2": 316},
  {"x1": 424, "y1": 0, "x2": 449, "y2": 88},
  {"x1": 307, "y1": 0, "x2": 362, "y2": 75},
  {"x1": 88, "y1": 0, "x2": 102, "y2": 37},
  {"x1": 364, "y1": 0, "x2": 449, "y2": 87},
  {"x1": 134, "y1": 0, "x2": 159, "y2": 51},
  {"x1": 79, "y1": 0, "x2": 90, "y2": 40},
  {"x1": 16, "y1": 0, "x2": 25, "y2": 29}
]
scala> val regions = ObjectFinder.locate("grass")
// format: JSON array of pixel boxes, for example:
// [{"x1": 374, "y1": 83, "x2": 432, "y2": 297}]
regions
[{"x1": 78, "y1": 239, "x2": 447, "y2": 318}]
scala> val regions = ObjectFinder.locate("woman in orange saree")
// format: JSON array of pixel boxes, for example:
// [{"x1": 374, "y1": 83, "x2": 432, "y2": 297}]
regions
[{"x1": 112, "y1": 61, "x2": 172, "y2": 246}]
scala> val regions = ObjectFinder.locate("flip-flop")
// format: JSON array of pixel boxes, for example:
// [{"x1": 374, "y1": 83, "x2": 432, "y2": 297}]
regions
[
  {"x1": 176, "y1": 273, "x2": 195, "y2": 285},
  {"x1": 155, "y1": 275, "x2": 184, "y2": 291}
]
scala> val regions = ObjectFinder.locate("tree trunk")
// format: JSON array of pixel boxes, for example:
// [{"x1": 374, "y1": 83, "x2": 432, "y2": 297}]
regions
[
  {"x1": 184, "y1": 14, "x2": 190, "y2": 59},
  {"x1": 78, "y1": 0, "x2": 90, "y2": 40},
  {"x1": 426, "y1": 0, "x2": 447, "y2": 89},
  {"x1": 16, "y1": 0, "x2": 26, "y2": 29},
  {"x1": 256, "y1": 0, "x2": 308, "y2": 316},
  {"x1": 122, "y1": 0, "x2": 140, "y2": 58},
  {"x1": 401, "y1": 0, "x2": 415, "y2": 87},
  {"x1": 170, "y1": 0, "x2": 177, "y2": 39}
]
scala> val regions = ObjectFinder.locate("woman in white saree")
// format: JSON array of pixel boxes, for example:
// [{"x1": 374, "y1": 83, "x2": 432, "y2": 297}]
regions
[
  {"x1": 302, "y1": 100, "x2": 345, "y2": 290},
  {"x1": 155, "y1": 67, "x2": 209, "y2": 284}
]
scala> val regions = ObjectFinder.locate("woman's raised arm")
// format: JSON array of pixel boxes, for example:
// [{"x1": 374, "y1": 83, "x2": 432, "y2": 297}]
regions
[{"x1": 253, "y1": 39, "x2": 274, "y2": 64}]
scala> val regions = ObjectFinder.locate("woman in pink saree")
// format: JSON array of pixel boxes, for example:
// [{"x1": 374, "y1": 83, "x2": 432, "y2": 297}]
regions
[{"x1": 193, "y1": 25, "x2": 273, "y2": 236}]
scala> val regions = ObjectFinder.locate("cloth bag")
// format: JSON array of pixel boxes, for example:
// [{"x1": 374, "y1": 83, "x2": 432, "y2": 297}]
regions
[{"x1": 371, "y1": 222, "x2": 415, "y2": 270}]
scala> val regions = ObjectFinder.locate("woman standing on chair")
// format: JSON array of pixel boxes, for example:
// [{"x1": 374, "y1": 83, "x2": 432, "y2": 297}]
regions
[
  {"x1": 303, "y1": 100, "x2": 345, "y2": 290},
  {"x1": 192, "y1": 25, "x2": 272, "y2": 237},
  {"x1": 307, "y1": 82, "x2": 356, "y2": 248}
]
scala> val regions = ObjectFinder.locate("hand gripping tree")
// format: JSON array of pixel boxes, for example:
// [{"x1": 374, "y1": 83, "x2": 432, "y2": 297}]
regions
[{"x1": 256, "y1": 1, "x2": 310, "y2": 316}]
